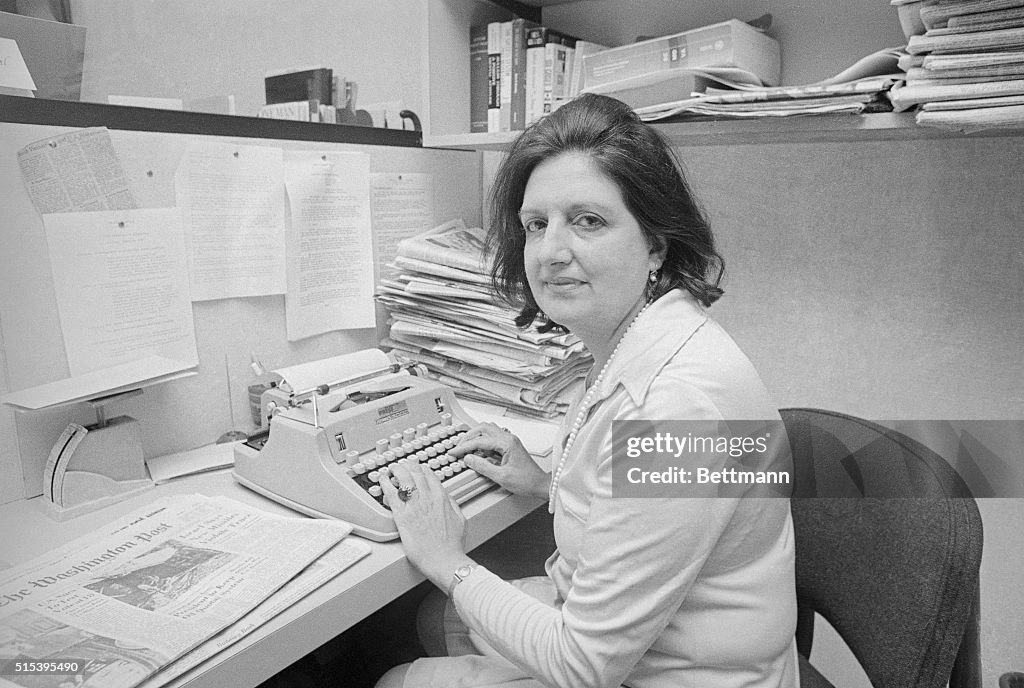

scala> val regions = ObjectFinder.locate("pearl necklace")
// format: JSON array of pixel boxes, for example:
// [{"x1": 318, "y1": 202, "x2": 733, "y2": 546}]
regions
[{"x1": 548, "y1": 301, "x2": 651, "y2": 513}]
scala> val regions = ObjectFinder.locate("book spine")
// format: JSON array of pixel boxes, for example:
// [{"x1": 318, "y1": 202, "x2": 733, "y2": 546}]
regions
[
  {"x1": 510, "y1": 18, "x2": 534, "y2": 130},
  {"x1": 487, "y1": 22, "x2": 502, "y2": 133},
  {"x1": 525, "y1": 26, "x2": 547, "y2": 125},
  {"x1": 569, "y1": 41, "x2": 607, "y2": 98},
  {"x1": 543, "y1": 32, "x2": 567, "y2": 115},
  {"x1": 500, "y1": 20, "x2": 514, "y2": 131},
  {"x1": 558, "y1": 35, "x2": 576, "y2": 111},
  {"x1": 469, "y1": 24, "x2": 489, "y2": 134}
]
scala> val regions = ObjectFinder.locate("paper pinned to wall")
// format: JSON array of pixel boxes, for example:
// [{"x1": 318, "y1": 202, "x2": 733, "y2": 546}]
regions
[
  {"x1": 42, "y1": 207, "x2": 199, "y2": 376},
  {"x1": 371, "y1": 172, "x2": 433, "y2": 281},
  {"x1": 17, "y1": 127, "x2": 138, "y2": 214},
  {"x1": 175, "y1": 140, "x2": 287, "y2": 301},
  {"x1": 283, "y1": 150, "x2": 374, "y2": 340}
]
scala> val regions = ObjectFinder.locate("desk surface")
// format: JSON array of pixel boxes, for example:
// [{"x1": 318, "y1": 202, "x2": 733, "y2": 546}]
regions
[{"x1": 0, "y1": 468, "x2": 543, "y2": 688}]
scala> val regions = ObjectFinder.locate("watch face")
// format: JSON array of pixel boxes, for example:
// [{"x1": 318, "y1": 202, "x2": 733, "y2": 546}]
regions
[{"x1": 456, "y1": 565, "x2": 473, "y2": 579}]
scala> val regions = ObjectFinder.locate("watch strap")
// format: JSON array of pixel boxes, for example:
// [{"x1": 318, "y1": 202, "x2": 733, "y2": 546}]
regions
[{"x1": 447, "y1": 564, "x2": 476, "y2": 598}]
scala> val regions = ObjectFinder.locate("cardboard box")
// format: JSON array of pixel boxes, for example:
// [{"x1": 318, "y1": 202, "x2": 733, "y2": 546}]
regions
[{"x1": 582, "y1": 19, "x2": 781, "y2": 94}]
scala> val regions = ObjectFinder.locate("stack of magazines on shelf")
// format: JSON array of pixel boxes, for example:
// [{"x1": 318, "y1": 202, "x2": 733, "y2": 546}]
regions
[
  {"x1": 376, "y1": 219, "x2": 590, "y2": 420},
  {"x1": 635, "y1": 47, "x2": 904, "y2": 123},
  {"x1": 889, "y1": 0, "x2": 1024, "y2": 132}
]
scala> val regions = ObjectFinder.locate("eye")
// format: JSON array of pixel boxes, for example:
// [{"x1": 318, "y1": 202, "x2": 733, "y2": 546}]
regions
[
  {"x1": 573, "y1": 213, "x2": 605, "y2": 230},
  {"x1": 522, "y1": 217, "x2": 547, "y2": 233}
]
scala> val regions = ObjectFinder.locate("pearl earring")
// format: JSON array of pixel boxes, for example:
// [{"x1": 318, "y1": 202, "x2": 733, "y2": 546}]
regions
[{"x1": 648, "y1": 269, "x2": 659, "y2": 283}]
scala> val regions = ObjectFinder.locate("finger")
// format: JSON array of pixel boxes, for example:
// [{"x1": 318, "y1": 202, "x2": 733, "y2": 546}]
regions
[
  {"x1": 400, "y1": 457, "x2": 430, "y2": 491},
  {"x1": 458, "y1": 422, "x2": 506, "y2": 443},
  {"x1": 388, "y1": 460, "x2": 415, "y2": 490},
  {"x1": 462, "y1": 453, "x2": 500, "y2": 481},
  {"x1": 379, "y1": 470, "x2": 400, "y2": 507},
  {"x1": 450, "y1": 435, "x2": 505, "y2": 458},
  {"x1": 418, "y1": 460, "x2": 448, "y2": 498}
]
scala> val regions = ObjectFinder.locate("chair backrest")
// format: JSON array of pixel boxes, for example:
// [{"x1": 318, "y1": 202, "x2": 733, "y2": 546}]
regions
[{"x1": 780, "y1": 408, "x2": 983, "y2": 688}]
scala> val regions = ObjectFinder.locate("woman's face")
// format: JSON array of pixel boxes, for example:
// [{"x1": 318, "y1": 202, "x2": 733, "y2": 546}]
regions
[{"x1": 520, "y1": 152, "x2": 661, "y2": 345}]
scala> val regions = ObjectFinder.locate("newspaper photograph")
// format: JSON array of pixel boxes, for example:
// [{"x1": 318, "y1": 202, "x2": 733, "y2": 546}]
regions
[
  {"x1": 0, "y1": 494, "x2": 352, "y2": 688},
  {"x1": 137, "y1": 535, "x2": 371, "y2": 688}
]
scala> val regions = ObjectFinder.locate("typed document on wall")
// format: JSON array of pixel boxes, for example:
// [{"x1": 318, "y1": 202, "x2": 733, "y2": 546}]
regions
[
  {"x1": 283, "y1": 151, "x2": 374, "y2": 340},
  {"x1": 175, "y1": 141, "x2": 287, "y2": 301},
  {"x1": 42, "y1": 207, "x2": 199, "y2": 376}
]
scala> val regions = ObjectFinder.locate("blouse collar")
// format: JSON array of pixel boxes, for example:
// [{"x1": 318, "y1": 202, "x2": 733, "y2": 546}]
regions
[{"x1": 592, "y1": 289, "x2": 708, "y2": 407}]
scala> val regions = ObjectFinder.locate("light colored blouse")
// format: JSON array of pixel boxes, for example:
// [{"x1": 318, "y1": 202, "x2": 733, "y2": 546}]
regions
[{"x1": 413, "y1": 290, "x2": 798, "y2": 688}]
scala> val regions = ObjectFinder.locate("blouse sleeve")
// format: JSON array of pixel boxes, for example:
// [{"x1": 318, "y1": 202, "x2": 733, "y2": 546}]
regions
[{"x1": 453, "y1": 376, "x2": 742, "y2": 688}]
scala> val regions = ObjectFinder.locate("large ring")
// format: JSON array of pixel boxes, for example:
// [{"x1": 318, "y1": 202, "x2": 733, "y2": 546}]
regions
[{"x1": 397, "y1": 484, "x2": 417, "y2": 502}]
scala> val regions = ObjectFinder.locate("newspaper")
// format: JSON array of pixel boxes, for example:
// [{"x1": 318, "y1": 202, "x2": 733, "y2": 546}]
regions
[
  {"x1": 395, "y1": 219, "x2": 491, "y2": 275},
  {"x1": 17, "y1": 128, "x2": 138, "y2": 215},
  {"x1": 138, "y1": 537, "x2": 370, "y2": 688},
  {"x1": 0, "y1": 494, "x2": 352, "y2": 688}
]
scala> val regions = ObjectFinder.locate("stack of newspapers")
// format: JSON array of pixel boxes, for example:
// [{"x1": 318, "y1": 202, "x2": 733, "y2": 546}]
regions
[
  {"x1": 635, "y1": 47, "x2": 903, "y2": 122},
  {"x1": 377, "y1": 220, "x2": 590, "y2": 420},
  {"x1": 890, "y1": 0, "x2": 1024, "y2": 131},
  {"x1": 0, "y1": 494, "x2": 369, "y2": 688}
]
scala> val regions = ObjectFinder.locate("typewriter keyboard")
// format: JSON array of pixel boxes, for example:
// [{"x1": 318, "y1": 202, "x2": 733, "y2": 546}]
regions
[{"x1": 345, "y1": 421, "x2": 490, "y2": 506}]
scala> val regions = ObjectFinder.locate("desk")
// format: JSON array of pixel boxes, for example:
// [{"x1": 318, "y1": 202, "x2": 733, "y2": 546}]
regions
[{"x1": 0, "y1": 468, "x2": 543, "y2": 688}]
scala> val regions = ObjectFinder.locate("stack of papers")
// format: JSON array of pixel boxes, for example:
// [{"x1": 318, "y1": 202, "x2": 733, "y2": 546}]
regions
[
  {"x1": 636, "y1": 48, "x2": 903, "y2": 122},
  {"x1": 890, "y1": 0, "x2": 1024, "y2": 131},
  {"x1": 377, "y1": 220, "x2": 590, "y2": 420}
]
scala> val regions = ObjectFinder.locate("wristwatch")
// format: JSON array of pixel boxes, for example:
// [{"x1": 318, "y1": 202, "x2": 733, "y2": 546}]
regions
[{"x1": 448, "y1": 563, "x2": 477, "y2": 598}]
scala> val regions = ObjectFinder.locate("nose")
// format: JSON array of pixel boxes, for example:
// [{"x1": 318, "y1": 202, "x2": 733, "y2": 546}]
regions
[{"x1": 534, "y1": 220, "x2": 573, "y2": 265}]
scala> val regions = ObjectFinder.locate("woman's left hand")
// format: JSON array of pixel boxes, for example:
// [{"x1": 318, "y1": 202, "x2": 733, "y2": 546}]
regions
[{"x1": 379, "y1": 458, "x2": 470, "y2": 585}]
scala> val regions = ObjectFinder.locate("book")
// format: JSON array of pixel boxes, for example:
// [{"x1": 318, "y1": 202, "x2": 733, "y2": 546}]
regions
[
  {"x1": 257, "y1": 99, "x2": 318, "y2": 121},
  {"x1": 510, "y1": 18, "x2": 538, "y2": 130},
  {"x1": 525, "y1": 26, "x2": 548, "y2": 125},
  {"x1": 545, "y1": 34, "x2": 571, "y2": 115},
  {"x1": 559, "y1": 34, "x2": 577, "y2": 112},
  {"x1": 265, "y1": 67, "x2": 333, "y2": 105},
  {"x1": 487, "y1": 21, "x2": 503, "y2": 132},
  {"x1": 568, "y1": 40, "x2": 609, "y2": 98},
  {"x1": 470, "y1": 24, "x2": 489, "y2": 133},
  {"x1": 500, "y1": 20, "x2": 514, "y2": 131},
  {"x1": 581, "y1": 19, "x2": 780, "y2": 92}
]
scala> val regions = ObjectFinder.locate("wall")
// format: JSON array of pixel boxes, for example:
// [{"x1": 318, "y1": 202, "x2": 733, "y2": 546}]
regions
[
  {"x1": 682, "y1": 138, "x2": 1024, "y2": 421},
  {"x1": 676, "y1": 136, "x2": 1024, "y2": 686},
  {"x1": 70, "y1": 0, "x2": 428, "y2": 127}
]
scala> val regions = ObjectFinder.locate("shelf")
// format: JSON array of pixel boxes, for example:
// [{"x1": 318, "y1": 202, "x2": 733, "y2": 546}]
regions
[
  {"x1": 424, "y1": 112, "x2": 1024, "y2": 150},
  {"x1": 0, "y1": 96, "x2": 422, "y2": 148}
]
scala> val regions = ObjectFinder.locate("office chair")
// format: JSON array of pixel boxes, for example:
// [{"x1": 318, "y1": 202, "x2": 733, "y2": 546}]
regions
[{"x1": 780, "y1": 408, "x2": 983, "y2": 688}]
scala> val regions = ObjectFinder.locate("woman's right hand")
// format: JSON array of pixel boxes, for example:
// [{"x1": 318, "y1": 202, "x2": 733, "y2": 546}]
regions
[{"x1": 449, "y1": 422, "x2": 550, "y2": 499}]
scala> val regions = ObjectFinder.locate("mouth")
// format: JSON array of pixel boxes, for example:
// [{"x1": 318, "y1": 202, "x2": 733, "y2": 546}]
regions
[{"x1": 544, "y1": 278, "x2": 586, "y2": 293}]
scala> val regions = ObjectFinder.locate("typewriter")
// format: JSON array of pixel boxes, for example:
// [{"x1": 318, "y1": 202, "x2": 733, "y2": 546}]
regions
[{"x1": 233, "y1": 351, "x2": 495, "y2": 541}]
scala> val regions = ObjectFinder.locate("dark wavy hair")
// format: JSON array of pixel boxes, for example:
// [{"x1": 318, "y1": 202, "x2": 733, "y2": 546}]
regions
[{"x1": 486, "y1": 93, "x2": 724, "y2": 330}]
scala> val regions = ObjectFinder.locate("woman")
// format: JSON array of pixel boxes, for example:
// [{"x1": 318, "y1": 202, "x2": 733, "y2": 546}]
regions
[{"x1": 376, "y1": 93, "x2": 797, "y2": 688}]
